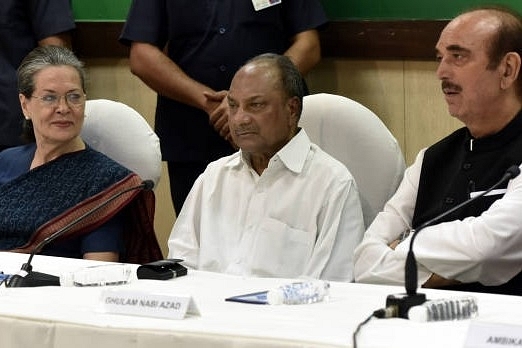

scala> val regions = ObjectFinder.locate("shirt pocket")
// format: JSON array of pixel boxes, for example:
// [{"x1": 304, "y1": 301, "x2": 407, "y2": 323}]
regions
[
  {"x1": 249, "y1": 217, "x2": 312, "y2": 278},
  {"x1": 166, "y1": 1, "x2": 213, "y2": 38}
]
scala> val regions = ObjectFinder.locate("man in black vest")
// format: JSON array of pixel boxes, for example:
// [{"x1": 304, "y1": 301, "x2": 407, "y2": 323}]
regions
[{"x1": 354, "y1": 6, "x2": 522, "y2": 296}]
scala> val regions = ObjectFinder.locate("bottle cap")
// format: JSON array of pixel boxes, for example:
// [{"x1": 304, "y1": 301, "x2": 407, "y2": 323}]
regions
[
  {"x1": 408, "y1": 305, "x2": 428, "y2": 322},
  {"x1": 59, "y1": 272, "x2": 74, "y2": 287},
  {"x1": 266, "y1": 288, "x2": 284, "y2": 305}
]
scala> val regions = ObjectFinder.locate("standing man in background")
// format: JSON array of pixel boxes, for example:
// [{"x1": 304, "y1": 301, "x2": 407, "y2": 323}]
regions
[
  {"x1": 119, "y1": 0, "x2": 328, "y2": 214},
  {"x1": 0, "y1": 0, "x2": 76, "y2": 152}
]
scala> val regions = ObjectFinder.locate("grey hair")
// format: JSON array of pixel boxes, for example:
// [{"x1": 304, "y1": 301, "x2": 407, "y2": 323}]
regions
[
  {"x1": 244, "y1": 53, "x2": 305, "y2": 119},
  {"x1": 18, "y1": 45, "x2": 87, "y2": 97}
]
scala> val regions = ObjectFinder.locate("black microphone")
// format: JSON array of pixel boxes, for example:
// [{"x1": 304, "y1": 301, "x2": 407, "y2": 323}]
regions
[
  {"x1": 386, "y1": 165, "x2": 520, "y2": 318},
  {"x1": 6, "y1": 179, "x2": 154, "y2": 288}
]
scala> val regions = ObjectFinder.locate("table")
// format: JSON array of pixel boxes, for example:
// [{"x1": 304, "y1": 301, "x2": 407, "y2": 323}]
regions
[{"x1": 0, "y1": 252, "x2": 521, "y2": 348}]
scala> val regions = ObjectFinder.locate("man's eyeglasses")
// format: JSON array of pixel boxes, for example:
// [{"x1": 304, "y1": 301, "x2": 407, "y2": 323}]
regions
[{"x1": 31, "y1": 92, "x2": 86, "y2": 107}]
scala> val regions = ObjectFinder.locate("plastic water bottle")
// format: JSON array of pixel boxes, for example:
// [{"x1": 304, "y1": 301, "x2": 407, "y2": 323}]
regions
[
  {"x1": 267, "y1": 280, "x2": 330, "y2": 305},
  {"x1": 60, "y1": 263, "x2": 134, "y2": 287},
  {"x1": 408, "y1": 296, "x2": 478, "y2": 322}
]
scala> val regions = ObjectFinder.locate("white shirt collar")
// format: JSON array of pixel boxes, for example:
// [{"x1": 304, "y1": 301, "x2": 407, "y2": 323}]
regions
[
  {"x1": 276, "y1": 128, "x2": 310, "y2": 173},
  {"x1": 228, "y1": 129, "x2": 311, "y2": 174}
]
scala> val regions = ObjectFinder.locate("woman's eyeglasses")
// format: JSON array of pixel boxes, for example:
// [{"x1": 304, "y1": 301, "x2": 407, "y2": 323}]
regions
[{"x1": 31, "y1": 92, "x2": 86, "y2": 108}]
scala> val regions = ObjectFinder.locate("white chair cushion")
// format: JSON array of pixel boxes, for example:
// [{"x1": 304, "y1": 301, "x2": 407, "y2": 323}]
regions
[
  {"x1": 301, "y1": 93, "x2": 405, "y2": 227},
  {"x1": 82, "y1": 99, "x2": 162, "y2": 187}
]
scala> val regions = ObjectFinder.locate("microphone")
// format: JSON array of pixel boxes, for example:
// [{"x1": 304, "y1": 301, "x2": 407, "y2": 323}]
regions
[
  {"x1": 6, "y1": 179, "x2": 154, "y2": 288},
  {"x1": 386, "y1": 165, "x2": 520, "y2": 318}
]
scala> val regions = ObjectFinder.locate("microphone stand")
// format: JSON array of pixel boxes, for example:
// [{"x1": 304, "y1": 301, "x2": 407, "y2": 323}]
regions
[
  {"x1": 6, "y1": 180, "x2": 154, "y2": 288},
  {"x1": 386, "y1": 165, "x2": 520, "y2": 318}
]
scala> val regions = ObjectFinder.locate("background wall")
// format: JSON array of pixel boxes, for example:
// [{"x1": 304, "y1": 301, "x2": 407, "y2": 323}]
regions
[
  {"x1": 71, "y1": 0, "x2": 522, "y2": 21},
  {"x1": 321, "y1": 0, "x2": 522, "y2": 19}
]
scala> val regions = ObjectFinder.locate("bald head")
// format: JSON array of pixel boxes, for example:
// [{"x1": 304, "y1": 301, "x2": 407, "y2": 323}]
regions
[
  {"x1": 449, "y1": 7, "x2": 522, "y2": 70},
  {"x1": 239, "y1": 54, "x2": 305, "y2": 118}
]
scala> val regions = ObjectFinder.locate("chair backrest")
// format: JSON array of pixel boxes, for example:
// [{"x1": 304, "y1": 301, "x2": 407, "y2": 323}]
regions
[
  {"x1": 300, "y1": 93, "x2": 405, "y2": 227},
  {"x1": 82, "y1": 99, "x2": 162, "y2": 187}
]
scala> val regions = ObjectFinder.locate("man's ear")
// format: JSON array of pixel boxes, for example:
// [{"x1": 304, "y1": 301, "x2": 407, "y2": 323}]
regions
[
  {"x1": 500, "y1": 52, "x2": 521, "y2": 90},
  {"x1": 287, "y1": 96, "x2": 300, "y2": 124}
]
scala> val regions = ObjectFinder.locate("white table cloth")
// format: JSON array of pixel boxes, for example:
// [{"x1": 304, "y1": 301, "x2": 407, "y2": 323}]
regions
[{"x1": 0, "y1": 252, "x2": 520, "y2": 348}]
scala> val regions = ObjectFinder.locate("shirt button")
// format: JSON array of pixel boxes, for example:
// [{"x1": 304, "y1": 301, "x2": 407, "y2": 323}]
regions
[
  {"x1": 219, "y1": 27, "x2": 226, "y2": 34},
  {"x1": 444, "y1": 197, "x2": 455, "y2": 204},
  {"x1": 462, "y1": 163, "x2": 472, "y2": 170},
  {"x1": 219, "y1": 65, "x2": 227, "y2": 72}
]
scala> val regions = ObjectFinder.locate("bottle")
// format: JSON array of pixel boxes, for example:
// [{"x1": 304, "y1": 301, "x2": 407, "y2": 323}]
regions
[
  {"x1": 267, "y1": 280, "x2": 330, "y2": 305},
  {"x1": 60, "y1": 263, "x2": 134, "y2": 287},
  {"x1": 408, "y1": 296, "x2": 478, "y2": 322}
]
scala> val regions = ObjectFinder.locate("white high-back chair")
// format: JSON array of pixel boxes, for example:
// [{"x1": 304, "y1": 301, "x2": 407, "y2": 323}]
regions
[
  {"x1": 300, "y1": 93, "x2": 405, "y2": 228},
  {"x1": 82, "y1": 99, "x2": 162, "y2": 187}
]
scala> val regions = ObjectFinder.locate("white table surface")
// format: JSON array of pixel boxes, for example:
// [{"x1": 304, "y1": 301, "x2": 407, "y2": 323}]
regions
[{"x1": 0, "y1": 252, "x2": 521, "y2": 348}]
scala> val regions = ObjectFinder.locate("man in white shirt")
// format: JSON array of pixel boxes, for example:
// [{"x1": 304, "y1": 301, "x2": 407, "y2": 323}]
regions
[
  {"x1": 354, "y1": 7, "x2": 522, "y2": 295},
  {"x1": 168, "y1": 53, "x2": 365, "y2": 281}
]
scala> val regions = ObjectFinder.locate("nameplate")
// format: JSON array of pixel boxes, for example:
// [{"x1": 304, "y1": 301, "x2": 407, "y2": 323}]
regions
[
  {"x1": 464, "y1": 321, "x2": 522, "y2": 348},
  {"x1": 99, "y1": 289, "x2": 200, "y2": 319}
]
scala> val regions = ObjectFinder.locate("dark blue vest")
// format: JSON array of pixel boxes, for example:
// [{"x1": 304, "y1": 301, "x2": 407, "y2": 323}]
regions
[{"x1": 412, "y1": 111, "x2": 522, "y2": 295}]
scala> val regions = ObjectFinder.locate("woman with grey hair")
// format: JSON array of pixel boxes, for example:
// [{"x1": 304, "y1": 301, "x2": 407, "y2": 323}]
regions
[{"x1": 0, "y1": 46, "x2": 162, "y2": 263}]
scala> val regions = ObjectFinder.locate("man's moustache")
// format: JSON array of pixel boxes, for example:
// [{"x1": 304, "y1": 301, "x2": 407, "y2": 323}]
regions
[{"x1": 441, "y1": 81, "x2": 462, "y2": 92}]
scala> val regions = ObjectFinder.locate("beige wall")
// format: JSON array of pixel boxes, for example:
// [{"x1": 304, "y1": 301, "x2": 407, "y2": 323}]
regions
[{"x1": 84, "y1": 57, "x2": 465, "y2": 256}]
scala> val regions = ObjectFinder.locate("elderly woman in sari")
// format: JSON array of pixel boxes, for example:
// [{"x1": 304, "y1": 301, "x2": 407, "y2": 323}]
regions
[{"x1": 0, "y1": 46, "x2": 162, "y2": 263}]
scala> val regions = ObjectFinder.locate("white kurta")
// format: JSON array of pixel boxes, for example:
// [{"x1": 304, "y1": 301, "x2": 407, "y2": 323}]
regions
[
  {"x1": 354, "y1": 149, "x2": 522, "y2": 286},
  {"x1": 168, "y1": 130, "x2": 365, "y2": 281}
]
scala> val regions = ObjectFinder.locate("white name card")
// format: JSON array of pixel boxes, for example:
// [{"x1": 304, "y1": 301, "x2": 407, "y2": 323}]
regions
[
  {"x1": 465, "y1": 321, "x2": 522, "y2": 348},
  {"x1": 99, "y1": 289, "x2": 200, "y2": 319}
]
